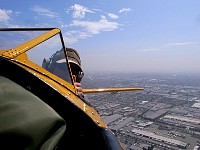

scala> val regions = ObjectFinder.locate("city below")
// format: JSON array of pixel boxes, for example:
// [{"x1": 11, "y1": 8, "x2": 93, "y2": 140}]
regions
[{"x1": 82, "y1": 72, "x2": 200, "y2": 150}]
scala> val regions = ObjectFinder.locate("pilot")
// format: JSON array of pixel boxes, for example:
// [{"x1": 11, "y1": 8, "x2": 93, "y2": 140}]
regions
[
  {"x1": 66, "y1": 47, "x2": 84, "y2": 96},
  {"x1": 42, "y1": 47, "x2": 84, "y2": 97}
]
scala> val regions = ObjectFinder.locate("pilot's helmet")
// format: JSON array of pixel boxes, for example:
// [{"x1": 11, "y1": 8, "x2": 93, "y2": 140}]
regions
[
  {"x1": 66, "y1": 48, "x2": 84, "y2": 82},
  {"x1": 65, "y1": 47, "x2": 82, "y2": 73},
  {"x1": 42, "y1": 47, "x2": 84, "y2": 82}
]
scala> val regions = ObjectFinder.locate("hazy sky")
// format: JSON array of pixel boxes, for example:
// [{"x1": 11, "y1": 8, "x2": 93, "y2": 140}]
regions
[{"x1": 1, "y1": 0, "x2": 200, "y2": 74}]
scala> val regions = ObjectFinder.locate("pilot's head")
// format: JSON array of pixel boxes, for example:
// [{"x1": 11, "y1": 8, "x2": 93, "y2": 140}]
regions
[
  {"x1": 66, "y1": 47, "x2": 84, "y2": 82},
  {"x1": 42, "y1": 47, "x2": 84, "y2": 82}
]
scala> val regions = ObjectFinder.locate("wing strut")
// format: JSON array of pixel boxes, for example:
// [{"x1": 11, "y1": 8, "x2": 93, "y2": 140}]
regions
[{"x1": 83, "y1": 87, "x2": 144, "y2": 94}]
